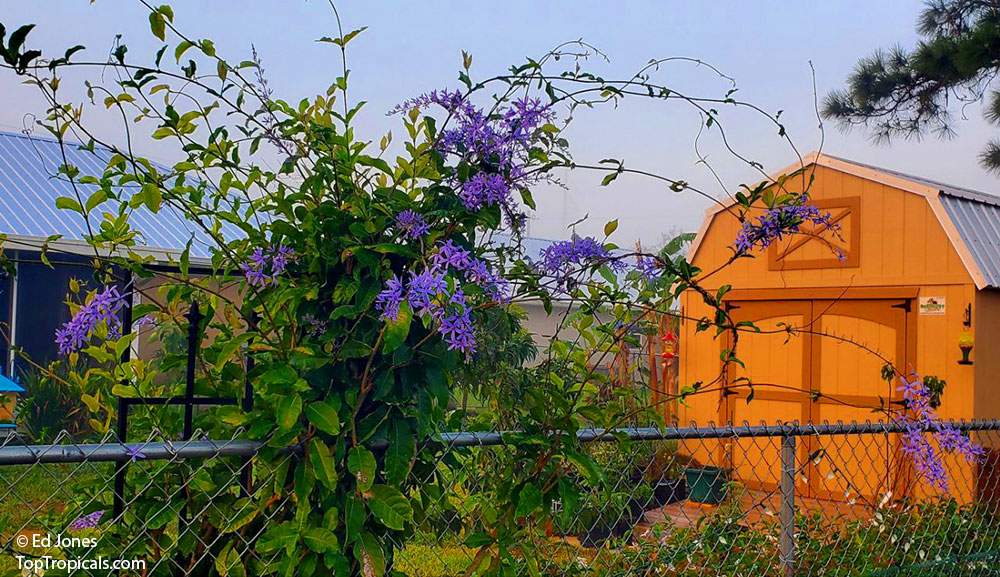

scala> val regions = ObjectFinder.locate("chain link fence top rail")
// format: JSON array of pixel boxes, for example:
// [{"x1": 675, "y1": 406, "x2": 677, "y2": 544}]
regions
[{"x1": 1, "y1": 421, "x2": 998, "y2": 576}]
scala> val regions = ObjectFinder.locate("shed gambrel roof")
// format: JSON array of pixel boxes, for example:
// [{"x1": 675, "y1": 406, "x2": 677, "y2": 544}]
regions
[
  {"x1": 0, "y1": 130, "x2": 244, "y2": 263},
  {"x1": 689, "y1": 151, "x2": 1000, "y2": 289}
]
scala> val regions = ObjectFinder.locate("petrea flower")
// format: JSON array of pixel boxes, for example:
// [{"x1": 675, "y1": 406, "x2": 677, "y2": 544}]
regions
[
  {"x1": 460, "y1": 173, "x2": 510, "y2": 211},
  {"x1": 125, "y1": 444, "x2": 147, "y2": 462},
  {"x1": 537, "y1": 237, "x2": 627, "y2": 280},
  {"x1": 302, "y1": 314, "x2": 328, "y2": 337},
  {"x1": 431, "y1": 240, "x2": 472, "y2": 271},
  {"x1": 388, "y1": 89, "x2": 474, "y2": 116},
  {"x1": 406, "y1": 269, "x2": 448, "y2": 314},
  {"x1": 896, "y1": 373, "x2": 984, "y2": 491},
  {"x1": 271, "y1": 245, "x2": 294, "y2": 276},
  {"x1": 55, "y1": 285, "x2": 126, "y2": 354},
  {"x1": 132, "y1": 314, "x2": 155, "y2": 330},
  {"x1": 241, "y1": 244, "x2": 294, "y2": 287},
  {"x1": 434, "y1": 288, "x2": 476, "y2": 356},
  {"x1": 635, "y1": 254, "x2": 662, "y2": 281},
  {"x1": 395, "y1": 210, "x2": 431, "y2": 241},
  {"x1": 390, "y1": 89, "x2": 554, "y2": 227},
  {"x1": 375, "y1": 276, "x2": 406, "y2": 321},
  {"x1": 68, "y1": 510, "x2": 104, "y2": 530},
  {"x1": 734, "y1": 196, "x2": 840, "y2": 255},
  {"x1": 376, "y1": 240, "x2": 512, "y2": 357}
]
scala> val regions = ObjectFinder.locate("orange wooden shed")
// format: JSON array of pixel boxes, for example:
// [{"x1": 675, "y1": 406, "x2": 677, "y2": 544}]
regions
[{"x1": 676, "y1": 152, "x2": 1000, "y2": 501}]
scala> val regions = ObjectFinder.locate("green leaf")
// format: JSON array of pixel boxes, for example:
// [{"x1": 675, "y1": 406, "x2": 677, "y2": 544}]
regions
[
  {"x1": 382, "y1": 301, "x2": 411, "y2": 354},
  {"x1": 604, "y1": 219, "x2": 619, "y2": 236},
  {"x1": 515, "y1": 483, "x2": 542, "y2": 519},
  {"x1": 260, "y1": 364, "x2": 298, "y2": 386},
  {"x1": 353, "y1": 532, "x2": 385, "y2": 577},
  {"x1": 367, "y1": 485, "x2": 412, "y2": 531},
  {"x1": 141, "y1": 182, "x2": 162, "y2": 213},
  {"x1": 303, "y1": 527, "x2": 339, "y2": 553},
  {"x1": 84, "y1": 190, "x2": 108, "y2": 212},
  {"x1": 276, "y1": 395, "x2": 301, "y2": 431},
  {"x1": 384, "y1": 420, "x2": 415, "y2": 486},
  {"x1": 565, "y1": 450, "x2": 604, "y2": 486},
  {"x1": 215, "y1": 544, "x2": 246, "y2": 577},
  {"x1": 55, "y1": 196, "x2": 83, "y2": 213},
  {"x1": 347, "y1": 446, "x2": 377, "y2": 492},
  {"x1": 149, "y1": 12, "x2": 166, "y2": 41},
  {"x1": 309, "y1": 438, "x2": 338, "y2": 490},
  {"x1": 215, "y1": 333, "x2": 253, "y2": 370},
  {"x1": 305, "y1": 398, "x2": 341, "y2": 435},
  {"x1": 174, "y1": 39, "x2": 194, "y2": 63},
  {"x1": 219, "y1": 499, "x2": 258, "y2": 533},
  {"x1": 256, "y1": 522, "x2": 298, "y2": 554}
]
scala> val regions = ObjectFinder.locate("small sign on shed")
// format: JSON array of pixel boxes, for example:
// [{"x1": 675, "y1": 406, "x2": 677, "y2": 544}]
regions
[{"x1": 919, "y1": 297, "x2": 946, "y2": 316}]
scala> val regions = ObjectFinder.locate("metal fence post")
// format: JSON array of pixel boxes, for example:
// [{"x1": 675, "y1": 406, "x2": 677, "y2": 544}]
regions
[
  {"x1": 780, "y1": 433, "x2": 796, "y2": 576},
  {"x1": 182, "y1": 301, "x2": 203, "y2": 442}
]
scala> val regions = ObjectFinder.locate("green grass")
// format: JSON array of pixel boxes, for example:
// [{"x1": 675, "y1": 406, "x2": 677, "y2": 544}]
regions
[
  {"x1": 395, "y1": 541, "x2": 478, "y2": 577},
  {"x1": 0, "y1": 462, "x2": 108, "y2": 574}
]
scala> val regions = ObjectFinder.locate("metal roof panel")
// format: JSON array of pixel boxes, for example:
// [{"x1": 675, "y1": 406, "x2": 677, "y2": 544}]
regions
[{"x1": 0, "y1": 130, "x2": 244, "y2": 260}]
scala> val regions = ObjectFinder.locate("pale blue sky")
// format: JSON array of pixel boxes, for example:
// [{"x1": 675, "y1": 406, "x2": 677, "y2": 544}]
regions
[{"x1": 2, "y1": 1, "x2": 996, "y2": 245}]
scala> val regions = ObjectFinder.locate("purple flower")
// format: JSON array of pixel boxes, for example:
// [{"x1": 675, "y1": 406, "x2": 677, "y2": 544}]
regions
[
  {"x1": 434, "y1": 288, "x2": 476, "y2": 356},
  {"x1": 635, "y1": 254, "x2": 662, "y2": 281},
  {"x1": 271, "y1": 245, "x2": 295, "y2": 276},
  {"x1": 55, "y1": 285, "x2": 126, "y2": 354},
  {"x1": 375, "y1": 239, "x2": 512, "y2": 358},
  {"x1": 390, "y1": 89, "x2": 554, "y2": 228},
  {"x1": 125, "y1": 444, "x2": 147, "y2": 462},
  {"x1": 375, "y1": 276, "x2": 406, "y2": 321},
  {"x1": 460, "y1": 173, "x2": 510, "y2": 211},
  {"x1": 302, "y1": 314, "x2": 328, "y2": 337},
  {"x1": 431, "y1": 240, "x2": 472, "y2": 271},
  {"x1": 734, "y1": 196, "x2": 840, "y2": 255},
  {"x1": 388, "y1": 89, "x2": 473, "y2": 116},
  {"x1": 132, "y1": 314, "x2": 155, "y2": 330},
  {"x1": 537, "y1": 237, "x2": 626, "y2": 282},
  {"x1": 395, "y1": 210, "x2": 431, "y2": 241},
  {"x1": 406, "y1": 269, "x2": 448, "y2": 314},
  {"x1": 895, "y1": 373, "x2": 984, "y2": 491},
  {"x1": 68, "y1": 510, "x2": 104, "y2": 530},
  {"x1": 241, "y1": 244, "x2": 294, "y2": 287}
]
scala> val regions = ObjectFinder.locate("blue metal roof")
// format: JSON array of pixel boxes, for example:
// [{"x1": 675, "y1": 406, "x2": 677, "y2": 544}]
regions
[
  {"x1": 0, "y1": 374, "x2": 24, "y2": 393},
  {"x1": 0, "y1": 130, "x2": 243, "y2": 260},
  {"x1": 940, "y1": 194, "x2": 1000, "y2": 288}
]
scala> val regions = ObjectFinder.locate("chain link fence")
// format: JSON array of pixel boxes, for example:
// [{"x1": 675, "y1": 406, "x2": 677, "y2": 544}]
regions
[{"x1": 2, "y1": 421, "x2": 999, "y2": 576}]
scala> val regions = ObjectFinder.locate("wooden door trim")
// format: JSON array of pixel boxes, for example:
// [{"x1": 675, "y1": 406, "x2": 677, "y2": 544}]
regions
[{"x1": 725, "y1": 287, "x2": 919, "y2": 302}]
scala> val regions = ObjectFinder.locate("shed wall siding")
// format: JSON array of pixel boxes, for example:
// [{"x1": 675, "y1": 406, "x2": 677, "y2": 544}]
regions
[{"x1": 680, "y1": 165, "x2": 981, "y2": 428}]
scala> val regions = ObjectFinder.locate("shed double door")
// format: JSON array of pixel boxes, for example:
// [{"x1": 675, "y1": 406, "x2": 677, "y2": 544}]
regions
[{"x1": 722, "y1": 298, "x2": 911, "y2": 501}]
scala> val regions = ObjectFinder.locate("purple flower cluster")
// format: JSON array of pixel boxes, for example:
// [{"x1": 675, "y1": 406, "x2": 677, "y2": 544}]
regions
[
  {"x1": 375, "y1": 240, "x2": 510, "y2": 356},
  {"x1": 395, "y1": 210, "x2": 431, "y2": 241},
  {"x1": 734, "y1": 196, "x2": 841, "y2": 256},
  {"x1": 897, "y1": 373, "x2": 984, "y2": 491},
  {"x1": 68, "y1": 510, "x2": 104, "y2": 530},
  {"x1": 55, "y1": 286, "x2": 126, "y2": 355},
  {"x1": 536, "y1": 237, "x2": 628, "y2": 285},
  {"x1": 391, "y1": 89, "x2": 553, "y2": 229},
  {"x1": 389, "y1": 89, "x2": 470, "y2": 116},
  {"x1": 302, "y1": 313, "x2": 328, "y2": 337},
  {"x1": 634, "y1": 254, "x2": 663, "y2": 281},
  {"x1": 241, "y1": 244, "x2": 294, "y2": 287}
]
